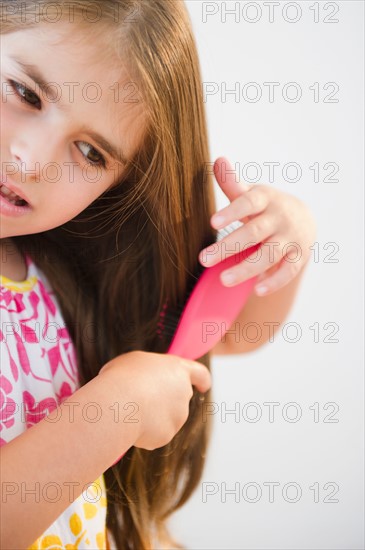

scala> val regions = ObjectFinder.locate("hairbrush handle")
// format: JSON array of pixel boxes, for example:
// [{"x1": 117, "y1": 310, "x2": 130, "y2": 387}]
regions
[{"x1": 167, "y1": 243, "x2": 261, "y2": 360}]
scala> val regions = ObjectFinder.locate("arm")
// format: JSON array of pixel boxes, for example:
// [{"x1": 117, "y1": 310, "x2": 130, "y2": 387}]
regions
[
  {"x1": 212, "y1": 262, "x2": 308, "y2": 355},
  {"x1": 0, "y1": 370, "x2": 140, "y2": 550}
]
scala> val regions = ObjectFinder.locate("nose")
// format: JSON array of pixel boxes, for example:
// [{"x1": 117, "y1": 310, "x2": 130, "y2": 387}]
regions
[
  {"x1": 8, "y1": 120, "x2": 64, "y2": 184},
  {"x1": 8, "y1": 141, "x2": 42, "y2": 184}
]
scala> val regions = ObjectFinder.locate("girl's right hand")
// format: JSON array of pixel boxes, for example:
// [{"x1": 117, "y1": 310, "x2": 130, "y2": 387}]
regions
[{"x1": 98, "y1": 351, "x2": 211, "y2": 451}]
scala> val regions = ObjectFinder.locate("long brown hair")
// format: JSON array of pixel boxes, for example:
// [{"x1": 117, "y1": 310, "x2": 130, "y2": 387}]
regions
[{"x1": 2, "y1": 1, "x2": 217, "y2": 547}]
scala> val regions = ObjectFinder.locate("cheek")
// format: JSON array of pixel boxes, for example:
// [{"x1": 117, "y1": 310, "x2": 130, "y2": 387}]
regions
[
  {"x1": 44, "y1": 176, "x2": 108, "y2": 223},
  {"x1": 0, "y1": 98, "x2": 18, "y2": 136}
]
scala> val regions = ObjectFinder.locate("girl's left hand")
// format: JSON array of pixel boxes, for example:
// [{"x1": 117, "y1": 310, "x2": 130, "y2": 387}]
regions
[{"x1": 198, "y1": 157, "x2": 317, "y2": 296}]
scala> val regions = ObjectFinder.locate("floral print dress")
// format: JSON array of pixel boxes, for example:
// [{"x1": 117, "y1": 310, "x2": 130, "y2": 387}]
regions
[{"x1": 0, "y1": 253, "x2": 110, "y2": 549}]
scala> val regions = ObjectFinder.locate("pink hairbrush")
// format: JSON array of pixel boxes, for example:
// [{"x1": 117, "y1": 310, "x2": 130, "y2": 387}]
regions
[{"x1": 160, "y1": 240, "x2": 261, "y2": 360}]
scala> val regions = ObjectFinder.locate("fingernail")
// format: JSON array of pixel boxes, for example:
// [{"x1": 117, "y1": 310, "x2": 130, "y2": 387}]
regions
[
  {"x1": 199, "y1": 251, "x2": 207, "y2": 264},
  {"x1": 256, "y1": 285, "x2": 268, "y2": 295},
  {"x1": 212, "y1": 215, "x2": 225, "y2": 227},
  {"x1": 221, "y1": 271, "x2": 236, "y2": 285}
]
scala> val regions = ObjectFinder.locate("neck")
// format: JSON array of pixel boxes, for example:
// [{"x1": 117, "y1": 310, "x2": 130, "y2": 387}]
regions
[{"x1": 0, "y1": 238, "x2": 28, "y2": 281}]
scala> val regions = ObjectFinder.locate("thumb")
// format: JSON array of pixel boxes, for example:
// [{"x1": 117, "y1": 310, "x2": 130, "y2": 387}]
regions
[
  {"x1": 213, "y1": 157, "x2": 252, "y2": 202},
  {"x1": 180, "y1": 358, "x2": 212, "y2": 394}
]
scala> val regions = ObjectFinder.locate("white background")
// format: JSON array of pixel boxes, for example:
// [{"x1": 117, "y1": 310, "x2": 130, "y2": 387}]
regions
[{"x1": 169, "y1": 1, "x2": 364, "y2": 549}]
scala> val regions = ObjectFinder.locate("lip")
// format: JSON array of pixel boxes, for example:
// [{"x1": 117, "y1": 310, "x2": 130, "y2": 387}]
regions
[
  {"x1": 0, "y1": 175, "x2": 31, "y2": 205},
  {"x1": 0, "y1": 193, "x2": 32, "y2": 217}
]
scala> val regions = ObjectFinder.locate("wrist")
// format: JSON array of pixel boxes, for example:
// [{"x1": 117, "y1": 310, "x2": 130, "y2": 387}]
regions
[
  {"x1": 70, "y1": 371, "x2": 142, "y2": 467},
  {"x1": 97, "y1": 356, "x2": 145, "y2": 451}
]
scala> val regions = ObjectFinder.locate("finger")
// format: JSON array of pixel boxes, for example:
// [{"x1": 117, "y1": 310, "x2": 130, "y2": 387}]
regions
[
  {"x1": 213, "y1": 157, "x2": 252, "y2": 202},
  {"x1": 218, "y1": 234, "x2": 283, "y2": 286},
  {"x1": 254, "y1": 252, "x2": 304, "y2": 295},
  {"x1": 211, "y1": 186, "x2": 270, "y2": 230},
  {"x1": 182, "y1": 360, "x2": 212, "y2": 394},
  {"x1": 201, "y1": 213, "x2": 275, "y2": 267}
]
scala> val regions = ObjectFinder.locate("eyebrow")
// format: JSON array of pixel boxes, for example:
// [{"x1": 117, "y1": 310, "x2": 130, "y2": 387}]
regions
[{"x1": 10, "y1": 56, "x2": 128, "y2": 166}]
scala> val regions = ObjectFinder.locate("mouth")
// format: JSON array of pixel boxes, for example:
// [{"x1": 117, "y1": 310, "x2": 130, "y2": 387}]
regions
[{"x1": 0, "y1": 183, "x2": 30, "y2": 207}]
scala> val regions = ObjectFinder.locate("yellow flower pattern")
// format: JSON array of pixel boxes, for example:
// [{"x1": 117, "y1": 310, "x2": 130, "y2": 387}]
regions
[{"x1": 27, "y1": 475, "x2": 109, "y2": 549}]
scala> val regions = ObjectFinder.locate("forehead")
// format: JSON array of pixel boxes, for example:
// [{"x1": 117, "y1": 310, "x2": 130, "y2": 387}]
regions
[
  {"x1": 5, "y1": 21, "x2": 133, "y2": 91},
  {"x1": 2, "y1": 21, "x2": 146, "y2": 159}
]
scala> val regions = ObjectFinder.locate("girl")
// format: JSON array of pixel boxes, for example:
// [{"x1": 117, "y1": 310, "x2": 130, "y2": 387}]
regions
[{"x1": 0, "y1": 1, "x2": 316, "y2": 549}]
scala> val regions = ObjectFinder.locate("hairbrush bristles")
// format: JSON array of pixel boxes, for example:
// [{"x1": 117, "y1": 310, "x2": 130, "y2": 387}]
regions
[{"x1": 157, "y1": 261, "x2": 205, "y2": 345}]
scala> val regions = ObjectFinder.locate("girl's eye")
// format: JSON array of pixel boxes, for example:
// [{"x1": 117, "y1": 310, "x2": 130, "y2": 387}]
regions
[
  {"x1": 8, "y1": 80, "x2": 107, "y2": 169},
  {"x1": 8, "y1": 79, "x2": 41, "y2": 109},
  {"x1": 77, "y1": 141, "x2": 106, "y2": 168}
]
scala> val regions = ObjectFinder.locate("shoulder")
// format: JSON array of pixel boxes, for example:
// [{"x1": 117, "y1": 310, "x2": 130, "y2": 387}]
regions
[{"x1": 0, "y1": 254, "x2": 60, "y2": 321}]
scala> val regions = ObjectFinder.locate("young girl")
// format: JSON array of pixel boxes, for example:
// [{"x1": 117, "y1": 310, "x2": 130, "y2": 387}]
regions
[{"x1": 0, "y1": 1, "x2": 316, "y2": 548}]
